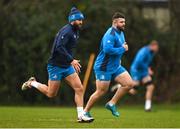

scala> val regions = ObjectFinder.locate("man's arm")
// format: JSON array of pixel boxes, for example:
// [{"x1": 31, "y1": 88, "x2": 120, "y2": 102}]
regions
[
  {"x1": 56, "y1": 33, "x2": 81, "y2": 73},
  {"x1": 103, "y1": 35, "x2": 127, "y2": 55},
  {"x1": 56, "y1": 33, "x2": 73, "y2": 63}
]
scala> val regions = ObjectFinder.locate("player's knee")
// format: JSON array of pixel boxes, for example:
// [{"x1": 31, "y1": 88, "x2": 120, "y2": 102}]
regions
[
  {"x1": 47, "y1": 92, "x2": 57, "y2": 98},
  {"x1": 93, "y1": 88, "x2": 106, "y2": 98},
  {"x1": 147, "y1": 84, "x2": 155, "y2": 91},
  {"x1": 129, "y1": 88, "x2": 137, "y2": 95},
  {"x1": 129, "y1": 81, "x2": 135, "y2": 88},
  {"x1": 125, "y1": 80, "x2": 134, "y2": 90},
  {"x1": 98, "y1": 89, "x2": 107, "y2": 96},
  {"x1": 74, "y1": 84, "x2": 83, "y2": 94},
  {"x1": 93, "y1": 92, "x2": 103, "y2": 99}
]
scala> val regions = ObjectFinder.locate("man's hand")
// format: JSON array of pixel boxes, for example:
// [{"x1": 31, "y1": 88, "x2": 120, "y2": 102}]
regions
[
  {"x1": 71, "y1": 59, "x2": 81, "y2": 73},
  {"x1": 123, "y1": 42, "x2": 128, "y2": 51}
]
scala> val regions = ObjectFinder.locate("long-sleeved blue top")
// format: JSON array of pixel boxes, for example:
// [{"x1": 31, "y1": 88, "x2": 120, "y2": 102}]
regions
[
  {"x1": 48, "y1": 24, "x2": 79, "y2": 68},
  {"x1": 94, "y1": 27, "x2": 126, "y2": 73},
  {"x1": 130, "y1": 46, "x2": 155, "y2": 73}
]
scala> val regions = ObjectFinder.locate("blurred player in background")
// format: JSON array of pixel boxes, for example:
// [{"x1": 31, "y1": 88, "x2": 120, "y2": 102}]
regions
[
  {"x1": 21, "y1": 7, "x2": 93, "y2": 122},
  {"x1": 130, "y1": 40, "x2": 159, "y2": 111},
  {"x1": 112, "y1": 40, "x2": 159, "y2": 111},
  {"x1": 83, "y1": 12, "x2": 134, "y2": 120}
]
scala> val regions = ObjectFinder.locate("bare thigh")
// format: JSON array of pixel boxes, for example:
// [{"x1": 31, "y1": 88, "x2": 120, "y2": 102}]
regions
[
  {"x1": 114, "y1": 71, "x2": 134, "y2": 87},
  {"x1": 48, "y1": 80, "x2": 60, "y2": 96},
  {"x1": 96, "y1": 80, "x2": 110, "y2": 93},
  {"x1": 65, "y1": 72, "x2": 83, "y2": 90}
]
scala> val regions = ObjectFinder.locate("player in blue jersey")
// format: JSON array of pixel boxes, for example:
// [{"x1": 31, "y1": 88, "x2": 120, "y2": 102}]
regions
[
  {"x1": 83, "y1": 12, "x2": 134, "y2": 119},
  {"x1": 21, "y1": 7, "x2": 93, "y2": 122},
  {"x1": 129, "y1": 40, "x2": 159, "y2": 111},
  {"x1": 112, "y1": 40, "x2": 159, "y2": 111}
]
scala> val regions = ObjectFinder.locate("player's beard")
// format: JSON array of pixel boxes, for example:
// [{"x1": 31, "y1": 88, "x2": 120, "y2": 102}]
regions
[
  {"x1": 117, "y1": 26, "x2": 125, "y2": 31},
  {"x1": 74, "y1": 23, "x2": 83, "y2": 30}
]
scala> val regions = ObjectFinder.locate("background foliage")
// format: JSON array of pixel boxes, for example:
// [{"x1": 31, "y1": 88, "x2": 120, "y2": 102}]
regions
[{"x1": 0, "y1": 0, "x2": 180, "y2": 105}]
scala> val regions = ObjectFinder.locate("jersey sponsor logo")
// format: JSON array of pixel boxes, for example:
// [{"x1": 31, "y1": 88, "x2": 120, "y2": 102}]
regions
[{"x1": 107, "y1": 40, "x2": 111, "y2": 43}]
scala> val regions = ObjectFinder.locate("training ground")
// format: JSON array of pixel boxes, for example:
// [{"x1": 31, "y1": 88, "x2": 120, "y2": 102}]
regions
[{"x1": 0, "y1": 104, "x2": 179, "y2": 128}]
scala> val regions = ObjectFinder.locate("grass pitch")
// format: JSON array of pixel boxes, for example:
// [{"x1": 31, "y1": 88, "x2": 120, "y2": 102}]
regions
[{"x1": 0, "y1": 104, "x2": 180, "y2": 128}]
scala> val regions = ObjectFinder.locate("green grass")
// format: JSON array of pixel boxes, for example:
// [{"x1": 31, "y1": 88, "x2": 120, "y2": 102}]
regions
[{"x1": 0, "y1": 104, "x2": 180, "y2": 128}]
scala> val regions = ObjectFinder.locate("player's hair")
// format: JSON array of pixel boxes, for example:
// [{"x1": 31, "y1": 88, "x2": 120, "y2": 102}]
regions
[
  {"x1": 112, "y1": 12, "x2": 125, "y2": 20},
  {"x1": 150, "y1": 40, "x2": 159, "y2": 46}
]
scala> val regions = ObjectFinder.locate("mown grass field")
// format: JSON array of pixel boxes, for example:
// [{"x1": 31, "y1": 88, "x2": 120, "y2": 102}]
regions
[{"x1": 0, "y1": 104, "x2": 180, "y2": 128}]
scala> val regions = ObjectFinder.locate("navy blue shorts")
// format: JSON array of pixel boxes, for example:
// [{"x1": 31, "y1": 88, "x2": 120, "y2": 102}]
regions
[
  {"x1": 47, "y1": 64, "x2": 75, "y2": 81},
  {"x1": 95, "y1": 66, "x2": 126, "y2": 81}
]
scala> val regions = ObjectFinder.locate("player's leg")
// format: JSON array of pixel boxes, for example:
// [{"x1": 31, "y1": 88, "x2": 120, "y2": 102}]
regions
[
  {"x1": 64, "y1": 66, "x2": 93, "y2": 122},
  {"x1": 108, "y1": 72, "x2": 134, "y2": 104},
  {"x1": 32, "y1": 80, "x2": 60, "y2": 98},
  {"x1": 21, "y1": 64, "x2": 62, "y2": 98},
  {"x1": 83, "y1": 71, "x2": 111, "y2": 119},
  {"x1": 105, "y1": 67, "x2": 134, "y2": 117},
  {"x1": 128, "y1": 68, "x2": 141, "y2": 95},
  {"x1": 111, "y1": 84, "x2": 121, "y2": 92},
  {"x1": 111, "y1": 81, "x2": 139, "y2": 95},
  {"x1": 142, "y1": 76, "x2": 155, "y2": 111},
  {"x1": 128, "y1": 81, "x2": 139, "y2": 95},
  {"x1": 22, "y1": 79, "x2": 60, "y2": 98},
  {"x1": 84, "y1": 80, "x2": 110, "y2": 112}
]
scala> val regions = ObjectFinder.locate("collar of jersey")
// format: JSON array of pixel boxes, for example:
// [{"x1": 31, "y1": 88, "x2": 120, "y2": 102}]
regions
[
  {"x1": 69, "y1": 23, "x2": 79, "y2": 32},
  {"x1": 112, "y1": 27, "x2": 122, "y2": 34}
]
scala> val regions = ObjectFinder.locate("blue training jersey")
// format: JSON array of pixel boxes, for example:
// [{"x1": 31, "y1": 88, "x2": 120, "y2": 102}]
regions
[
  {"x1": 94, "y1": 27, "x2": 126, "y2": 73},
  {"x1": 48, "y1": 24, "x2": 79, "y2": 68},
  {"x1": 131, "y1": 46, "x2": 155, "y2": 73}
]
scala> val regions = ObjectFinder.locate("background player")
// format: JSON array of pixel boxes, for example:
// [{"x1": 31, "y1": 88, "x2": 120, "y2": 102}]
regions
[
  {"x1": 129, "y1": 40, "x2": 159, "y2": 111},
  {"x1": 112, "y1": 40, "x2": 159, "y2": 111}
]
